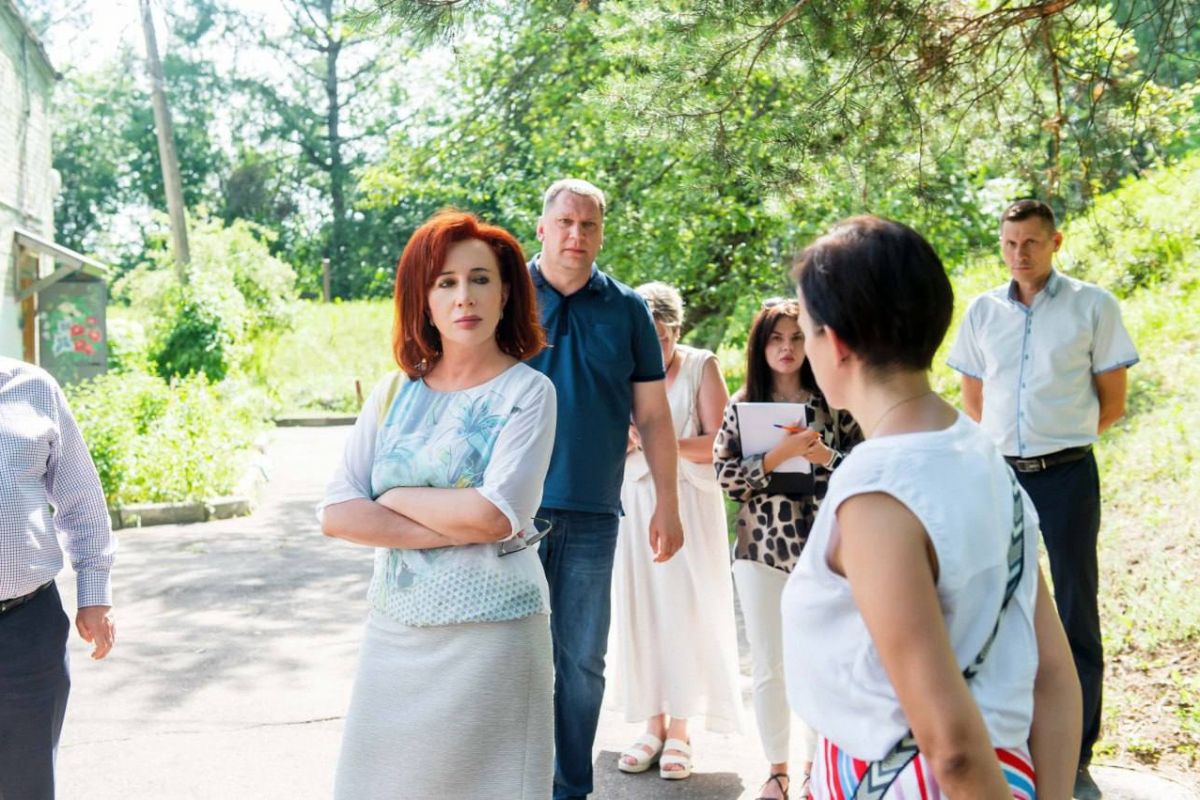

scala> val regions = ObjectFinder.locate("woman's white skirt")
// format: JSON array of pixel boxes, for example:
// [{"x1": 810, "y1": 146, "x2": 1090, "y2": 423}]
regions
[
  {"x1": 609, "y1": 470, "x2": 744, "y2": 734},
  {"x1": 333, "y1": 611, "x2": 553, "y2": 800}
]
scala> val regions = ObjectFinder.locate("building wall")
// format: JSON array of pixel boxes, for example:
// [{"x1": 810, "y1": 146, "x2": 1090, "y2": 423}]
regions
[{"x1": 0, "y1": 3, "x2": 56, "y2": 360}]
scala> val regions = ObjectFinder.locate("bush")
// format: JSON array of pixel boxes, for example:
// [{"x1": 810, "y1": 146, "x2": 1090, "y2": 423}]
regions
[
  {"x1": 114, "y1": 217, "x2": 298, "y2": 381},
  {"x1": 105, "y1": 316, "x2": 154, "y2": 374},
  {"x1": 67, "y1": 371, "x2": 269, "y2": 506},
  {"x1": 1058, "y1": 151, "x2": 1200, "y2": 296},
  {"x1": 153, "y1": 298, "x2": 231, "y2": 381}
]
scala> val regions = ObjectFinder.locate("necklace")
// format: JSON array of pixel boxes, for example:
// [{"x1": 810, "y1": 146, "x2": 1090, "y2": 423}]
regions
[{"x1": 867, "y1": 390, "x2": 935, "y2": 437}]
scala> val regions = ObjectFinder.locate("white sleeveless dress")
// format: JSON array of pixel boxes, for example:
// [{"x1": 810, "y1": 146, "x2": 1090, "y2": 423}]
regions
[{"x1": 608, "y1": 344, "x2": 743, "y2": 732}]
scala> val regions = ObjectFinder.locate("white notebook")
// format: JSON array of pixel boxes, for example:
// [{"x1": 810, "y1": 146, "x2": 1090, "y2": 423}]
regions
[
  {"x1": 729, "y1": 402, "x2": 816, "y2": 496},
  {"x1": 734, "y1": 402, "x2": 813, "y2": 474}
]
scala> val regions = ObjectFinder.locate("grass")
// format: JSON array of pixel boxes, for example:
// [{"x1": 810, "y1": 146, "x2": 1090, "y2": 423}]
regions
[
  {"x1": 247, "y1": 299, "x2": 396, "y2": 414},
  {"x1": 1089, "y1": 279, "x2": 1200, "y2": 773}
]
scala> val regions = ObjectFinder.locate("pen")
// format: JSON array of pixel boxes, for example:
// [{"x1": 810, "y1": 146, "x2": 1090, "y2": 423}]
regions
[{"x1": 773, "y1": 423, "x2": 806, "y2": 433}]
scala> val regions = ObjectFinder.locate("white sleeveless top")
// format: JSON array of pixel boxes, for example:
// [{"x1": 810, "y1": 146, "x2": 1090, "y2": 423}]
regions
[
  {"x1": 624, "y1": 344, "x2": 719, "y2": 493},
  {"x1": 781, "y1": 413, "x2": 1041, "y2": 760}
]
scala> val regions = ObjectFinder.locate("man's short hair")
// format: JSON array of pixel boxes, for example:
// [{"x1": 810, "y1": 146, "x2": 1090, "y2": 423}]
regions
[
  {"x1": 542, "y1": 179, "x2": 607, "y2": 217},
  {"x1": 1001, "y1": 199, "x2": 1056, "y2": 231}
]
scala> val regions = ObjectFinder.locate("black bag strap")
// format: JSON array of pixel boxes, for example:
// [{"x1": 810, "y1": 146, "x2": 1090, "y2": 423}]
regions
[{"x1": 851, "y1": 470, "x2": 1026, "y2": 799}]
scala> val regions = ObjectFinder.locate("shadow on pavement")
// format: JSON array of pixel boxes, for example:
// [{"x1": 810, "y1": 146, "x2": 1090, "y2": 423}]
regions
[
  {"x1": 592, "y1": 750, "x2": 745, "y2": 799},
  {"x1": 96, "y1": 498, "x2": 371, "y2": 714}
]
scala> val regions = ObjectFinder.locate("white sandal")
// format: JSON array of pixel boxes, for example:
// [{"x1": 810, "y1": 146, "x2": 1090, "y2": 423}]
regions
[
  {"x1": 617, "y1": 732, "x2": 663, "y2": 774},
  {"x1": 658, "y1": 737, "x2": 693, "y2": 780}
]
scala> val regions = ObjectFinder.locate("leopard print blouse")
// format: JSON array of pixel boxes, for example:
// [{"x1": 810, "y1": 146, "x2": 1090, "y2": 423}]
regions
[{"x1": 714, "y1": 388, "x2": 862, "y2": 574}]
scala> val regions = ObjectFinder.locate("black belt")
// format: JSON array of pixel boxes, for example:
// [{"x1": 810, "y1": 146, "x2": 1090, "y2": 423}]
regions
[
  {"x1": 0, "y1": 581, "x2": 53, "y2": 615},
  {"x1": 1005, "y1": 445, "x2": 1092, "y2": 473}
]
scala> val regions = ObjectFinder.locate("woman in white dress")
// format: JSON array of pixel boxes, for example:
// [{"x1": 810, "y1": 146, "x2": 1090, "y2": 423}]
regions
[
  {"x1": 610, "y1": 282, "x2": 743, "y2": 780},
  {"x1": 318, "y1": 210, "x2": 558, "y2": 799}
]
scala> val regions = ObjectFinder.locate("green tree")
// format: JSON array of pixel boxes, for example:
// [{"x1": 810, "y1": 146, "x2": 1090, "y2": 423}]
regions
[
  {"x1": 51, "y1": 57, "x2": 140, "y2": 255},
  {"x1": 13, "y1": 0, "x2": 89, "y2": 39},
  {"x1": 246, "y1": 0, "x2": 412, "y2": 297},
  {"x1": 365, "y1": 0, "x2": 1197, "y2": 251},
  {"x1": 50, "y1": 1, "x2": 233, "y2": 261},
  {"x1": 360, "y1": 4, "x2": 792, "y2": 346}
]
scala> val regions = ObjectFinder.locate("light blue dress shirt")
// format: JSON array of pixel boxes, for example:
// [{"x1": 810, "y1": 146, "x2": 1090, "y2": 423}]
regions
[
  {"x1": 947, "y1": 270, "x2": 1139, "y2": 458},
  {"x1": 0, "y1": 357, "x2": 115, "y2": 606}
]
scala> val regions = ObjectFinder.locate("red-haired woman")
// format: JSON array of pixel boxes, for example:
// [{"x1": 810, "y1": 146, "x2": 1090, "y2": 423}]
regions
[{"x1": 319, "y1": 211, "x2": 557, "y2": 799}]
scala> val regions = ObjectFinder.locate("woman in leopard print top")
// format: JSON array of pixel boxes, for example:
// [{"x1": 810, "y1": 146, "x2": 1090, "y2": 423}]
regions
[
  {"x1": 714, "y1": 388, "x2": 861, "y2": 572},
  {"x1": 713, "y1": 298, "x2": 861, "y2": 800}
]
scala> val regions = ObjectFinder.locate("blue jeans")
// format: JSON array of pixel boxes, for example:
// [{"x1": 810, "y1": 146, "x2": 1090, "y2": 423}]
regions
[
  {"x1": 537, "y1": 508, "x2": 620, "y2": 800},
  {"x1": 0, "y1": 582, "x2": 71, "y2": 800}
]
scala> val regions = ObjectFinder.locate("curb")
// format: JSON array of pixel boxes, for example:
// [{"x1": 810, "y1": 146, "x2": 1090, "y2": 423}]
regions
[
  {"x1": 274, "y1": 414, "x2": 357, "y2": 427},
  {"x1": 109, "y1": 437, "x2": 272, "y2": 531},
  {"x1": 1092, "y1": 764, "x2": 1199, "y2": 800}
]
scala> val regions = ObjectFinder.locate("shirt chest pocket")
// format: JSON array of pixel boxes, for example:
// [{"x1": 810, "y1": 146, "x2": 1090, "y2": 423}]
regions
[
  {"x1": 587, "y1": 322, "x2": 633, "y2": 369},
  {"x1": 0, "y1": 412, "x2": 53, "y2": 483},
  {"x1": 1046, "y1": 316, "x2": 1093, "y2": 374}
]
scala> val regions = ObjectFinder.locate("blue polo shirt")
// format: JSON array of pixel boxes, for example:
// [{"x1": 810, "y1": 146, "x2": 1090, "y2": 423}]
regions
[{"x1": 526, "y1": 257, "x2": 665, "y2": 514}]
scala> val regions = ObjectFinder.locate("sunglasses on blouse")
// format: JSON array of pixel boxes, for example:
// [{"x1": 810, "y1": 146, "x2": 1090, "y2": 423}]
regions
[{"x1": 497, "y1": 517, "x2": 554, "y2": 557}]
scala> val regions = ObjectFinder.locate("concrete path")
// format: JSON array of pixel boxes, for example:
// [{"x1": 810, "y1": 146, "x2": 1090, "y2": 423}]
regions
[{"x1": 55, "y1": 426, "x2": 1197, "y2": 799}]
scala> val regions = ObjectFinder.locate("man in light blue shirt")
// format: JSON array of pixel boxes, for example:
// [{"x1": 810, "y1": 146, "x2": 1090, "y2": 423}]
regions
[
  {"x1": 1, "y1": 356, "x2": 116, "y2": 799},
  {"x1": 948, "y1": 200, "x2": 1137, "y2": 800}
]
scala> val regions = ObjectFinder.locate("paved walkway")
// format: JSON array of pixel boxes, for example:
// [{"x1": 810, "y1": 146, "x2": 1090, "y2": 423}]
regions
[{"x1": 55, "y1": 426, "x2": 1197, "y2": 799}]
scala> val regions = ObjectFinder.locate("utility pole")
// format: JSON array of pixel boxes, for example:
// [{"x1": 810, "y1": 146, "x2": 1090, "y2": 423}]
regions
[{"x1": 140, "y1": 0, "x2": 190, "y2": 278}]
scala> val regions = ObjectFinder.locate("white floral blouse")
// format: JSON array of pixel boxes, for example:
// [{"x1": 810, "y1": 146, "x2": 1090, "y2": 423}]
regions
[{"x1": 318, "y1": 363, "x2": 557, "y2": 627}]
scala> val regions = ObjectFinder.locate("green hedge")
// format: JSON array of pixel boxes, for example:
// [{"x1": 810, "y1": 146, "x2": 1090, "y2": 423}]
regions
[{"x1": 67, "y1": 372, "x2": 269, "y2": 506}]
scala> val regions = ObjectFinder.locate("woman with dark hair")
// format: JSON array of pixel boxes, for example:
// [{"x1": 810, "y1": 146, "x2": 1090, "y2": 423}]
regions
[
  {"x1": 782, "y1": 215, "x2": 1080, "y2": 799},
  {"x1": 318, "y1": 210, "x2": 557, "y2": 798},
  {"x1": 713, "y1": 299, "x2": 861, "y2": 800}
]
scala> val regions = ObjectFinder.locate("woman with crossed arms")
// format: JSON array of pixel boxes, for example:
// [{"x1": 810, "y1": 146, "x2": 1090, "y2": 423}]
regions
[{"x1": 319, "y1": 211, "x2": 557, "y2": 799}]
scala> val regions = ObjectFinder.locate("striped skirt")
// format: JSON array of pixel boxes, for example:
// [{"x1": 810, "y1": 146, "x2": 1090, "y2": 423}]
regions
[{"x1": 812, "y1": 735, "x2": 1036, "y2": 800}]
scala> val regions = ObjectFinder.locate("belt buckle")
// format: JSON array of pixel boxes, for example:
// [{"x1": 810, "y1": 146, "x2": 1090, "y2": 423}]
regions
[{"x1": 1012, "y1": 457, "x2": 1045, "y2": 473}]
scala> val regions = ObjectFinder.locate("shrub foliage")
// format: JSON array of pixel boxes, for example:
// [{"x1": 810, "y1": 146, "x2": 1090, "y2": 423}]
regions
[{"x1": 67, "y1": 372, "x2": 268, "y2": 506}]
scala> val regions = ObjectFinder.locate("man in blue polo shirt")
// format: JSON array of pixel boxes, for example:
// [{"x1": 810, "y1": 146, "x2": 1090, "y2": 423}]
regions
[
  {"x1": 948, "y1": 199, "x2": 1138, "y2": 800},
  {"x1": 527, "y1": 178, "x2": 684, "y2": 800}
]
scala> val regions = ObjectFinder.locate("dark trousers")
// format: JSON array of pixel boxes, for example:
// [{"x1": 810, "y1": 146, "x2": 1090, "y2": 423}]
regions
[
  {"x1": 0, "y1": 582, "x2": 71, "y2": 800},
  {"x1": 537, "y1": 508, "x2": 620, "y2": 800},
  {"x1": 1015, "y1": 452, "x2": 1103, "y2": 767}
]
